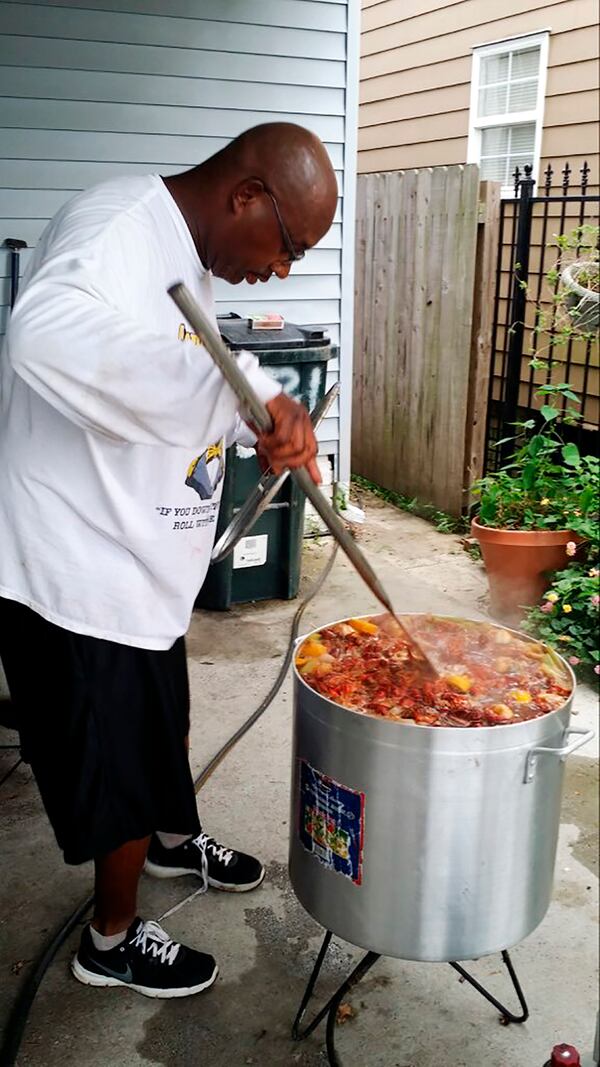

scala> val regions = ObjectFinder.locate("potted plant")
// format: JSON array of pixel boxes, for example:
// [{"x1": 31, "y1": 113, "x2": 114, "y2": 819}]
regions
[{"x1": 471, "y1": 383, "x2": 599, "y2": 627}]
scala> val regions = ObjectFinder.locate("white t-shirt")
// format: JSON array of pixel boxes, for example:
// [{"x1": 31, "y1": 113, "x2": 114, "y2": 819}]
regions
[{"x1": 0, "y1": 175, "x2": 281, "y2": 649}]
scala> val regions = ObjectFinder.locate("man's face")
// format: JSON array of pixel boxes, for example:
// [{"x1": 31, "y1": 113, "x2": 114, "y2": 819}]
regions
[{"x1": 206, "y1": 178, "x2": 321, "y2": 286}]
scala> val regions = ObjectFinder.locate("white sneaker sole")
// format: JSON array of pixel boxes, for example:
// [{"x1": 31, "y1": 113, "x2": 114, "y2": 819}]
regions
[
  {"x1": 144, "y1": 859, "x2": 265, "y2": 893},
  {"x1": 71, "y1": 956, "x2": 219, "y2": 998}
]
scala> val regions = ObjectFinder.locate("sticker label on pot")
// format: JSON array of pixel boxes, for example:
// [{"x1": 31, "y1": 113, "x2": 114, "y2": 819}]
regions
[{"x1": 298, "y1": 759, "x2": 365, "y2": 885}]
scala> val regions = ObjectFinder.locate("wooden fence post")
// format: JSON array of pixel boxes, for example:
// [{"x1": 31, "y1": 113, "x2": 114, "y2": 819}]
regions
[{"x1": 463, "y1": 180, "x2": 501, "y2": 503}]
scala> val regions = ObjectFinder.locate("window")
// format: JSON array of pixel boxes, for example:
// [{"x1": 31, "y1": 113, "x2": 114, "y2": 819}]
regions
[{"x1": 467, "y1": 32, "x2": 549, "y2": 195}]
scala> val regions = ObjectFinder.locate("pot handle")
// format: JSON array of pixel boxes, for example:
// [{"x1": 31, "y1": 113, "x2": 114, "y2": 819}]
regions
[{"x1": 524, "y1": 727, "x2": 595, "y2": 784}]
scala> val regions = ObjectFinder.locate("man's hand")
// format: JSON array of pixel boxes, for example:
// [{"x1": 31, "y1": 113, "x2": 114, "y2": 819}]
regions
[{"x1": 256, "y1": 393, "x2": 321, "y2": 484}]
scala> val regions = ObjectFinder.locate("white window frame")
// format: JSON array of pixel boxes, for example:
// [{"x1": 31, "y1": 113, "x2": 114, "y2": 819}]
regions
[{"x1": 467, "y1": 30, "x2": 550, "y2": 197}]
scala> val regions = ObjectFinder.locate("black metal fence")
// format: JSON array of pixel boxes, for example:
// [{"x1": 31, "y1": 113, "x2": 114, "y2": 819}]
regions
[{"x1": 485, "y1": 161, "x2": 599, "y2": 472}]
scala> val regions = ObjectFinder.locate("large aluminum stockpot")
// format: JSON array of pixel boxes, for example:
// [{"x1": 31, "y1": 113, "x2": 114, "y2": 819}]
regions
[{"x1": 289, "y1": 615, "x2": 593, "y2": 963}]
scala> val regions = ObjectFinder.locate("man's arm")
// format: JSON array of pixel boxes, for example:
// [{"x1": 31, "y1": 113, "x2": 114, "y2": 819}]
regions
[
  {"x1": 227, "y1": 400, "x2": 321, "y2": 485},
  {"x1": 258, "y1": 393, "x2": 321, "y2": 484},
  {"x1": 7, "y1": 244, "x2": 281, "y2": 450}
]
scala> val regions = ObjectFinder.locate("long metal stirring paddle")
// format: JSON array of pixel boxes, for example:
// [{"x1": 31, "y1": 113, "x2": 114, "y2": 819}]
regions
[
  {"x1": 211, "y1": 382, "x2": 340, "y2": 565},
  {"x1": 168, "y1": 282, "x2": 399, "y2": 613},
  {"x1": 168, "y1": 282, "x2": 439, "y2": 675}
]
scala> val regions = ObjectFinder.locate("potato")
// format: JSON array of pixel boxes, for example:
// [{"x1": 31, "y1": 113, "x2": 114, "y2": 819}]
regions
[
  {"x1": 300, "y1": 659, "x2": 333, "y2": 677},
  {"x1": 348, "y1": 618, "x2": 379, "y2": 635},
  {"x1": 300, "y1": 640, "x2": 328, "y2": 659},
  {"x1": 494, "y1": 657, "x2": 514, "y2": 673},
  {"x1": 507, "y1": 689, "x2": 531, "y2": 703},
  {"x1": 445, "y1": 674, "x2": 473, "y2": 693}
]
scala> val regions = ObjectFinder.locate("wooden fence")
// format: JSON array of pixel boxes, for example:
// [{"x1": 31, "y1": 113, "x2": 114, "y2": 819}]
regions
[{"x1": 352, "y1": 166, "x2": 500, "y2": 516}]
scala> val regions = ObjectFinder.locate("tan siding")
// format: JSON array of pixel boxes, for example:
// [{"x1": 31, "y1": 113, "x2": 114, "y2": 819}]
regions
[
  {"x1": 543, "y1": 121, "x2": 600, "y2": 158},
  {"x1": 549, "y1": 25, "x2": 600, "y2": 65},
  {"x1": 360, "y1": 107, "x2": 468, "y2": 150},
  {"x1": 360, "y1": 138, "x2": 468, "y2": 171},
  {"x1": 360, "y1": 82, "x2": 469, "y2": 126},
  {"x1": 546, "y1": 58, "x2": 599, "y2": 96},
  {"x1": 359, "y1": 0, "x2": 600, "y2": 181},
  {"x1": 362, "y1": 0, "x2": 466, "y2": 26},
  {"x1": 360, "y1": 56, "x2": 471, "y2": 102},
  {"x1": 362, "y1": 0, "x2": 562, "y2": 56},
  {"x1": 359, "y1": 62, "x2": 599, "y2": 158},
  {"x1": 361, "y1": 0, "x2": 596, "y2": 80},
  {"x1": 360, "y1": 41, "x2": 598, "y2": 106},
  {"x1": 544, "y1": 89, "x2": 600, "y2": 127}
]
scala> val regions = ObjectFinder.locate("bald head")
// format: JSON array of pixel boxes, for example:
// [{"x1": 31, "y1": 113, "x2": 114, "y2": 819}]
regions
[
  {"x1": 223, "y1": 122, "x2": 338, "y2": 244},
  {"x1": 164, "y1": 123, "x2": 338, "y2": 286}
]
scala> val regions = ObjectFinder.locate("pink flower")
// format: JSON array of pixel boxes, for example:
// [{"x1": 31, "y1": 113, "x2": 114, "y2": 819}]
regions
[
  {"x1": 595, "y1": 664, "x2": 600, "y2": 675},
  {"x1": 568, "y1": 656, "x2": 580, "y2": 666},
  {"x1": 540, "y1": 601, "x2": 554, "y2": 613},
  {"x1": 565, "y1": 541, "x2": 577, "y2": 557},
  {"x1": 591, "y1": 595, "x2": 600, "y2": 608}
]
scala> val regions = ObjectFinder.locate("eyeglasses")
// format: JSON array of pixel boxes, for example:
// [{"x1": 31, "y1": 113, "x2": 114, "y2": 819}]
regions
[{"x1": 263, "y1": 186, "x2": 305, "y2": 264}]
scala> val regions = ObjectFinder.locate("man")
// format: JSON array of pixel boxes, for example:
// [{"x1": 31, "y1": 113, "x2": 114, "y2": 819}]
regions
[{"x1": 0, "y1": 123, "x2": 338, "y2": 998}]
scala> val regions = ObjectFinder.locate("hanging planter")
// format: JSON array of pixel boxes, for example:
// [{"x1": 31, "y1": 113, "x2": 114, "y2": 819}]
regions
[{"x1": 560, "y1": 260, "x2": 599, "y2": 333}]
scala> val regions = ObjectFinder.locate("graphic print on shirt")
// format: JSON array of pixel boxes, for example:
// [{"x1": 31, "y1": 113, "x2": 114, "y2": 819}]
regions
[
  {"x1": 177, "y1": 320, "x2": 226, "y2": 499},
  {"x1": 178, "y1": 322, "x2": 203, "y2": 346},
  {"x1": 185, "y1": 440, "x2": 225, "y2": 500}
]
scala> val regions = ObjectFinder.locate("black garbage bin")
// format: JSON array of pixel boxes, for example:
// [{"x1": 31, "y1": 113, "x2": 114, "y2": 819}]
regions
[{"x1": 195, "y1": 315, "x2": 334, "y2": 611}]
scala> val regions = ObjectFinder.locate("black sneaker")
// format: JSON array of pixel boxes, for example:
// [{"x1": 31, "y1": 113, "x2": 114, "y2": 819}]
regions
[
  {"x1": 145, "y1": 831, "x2": 265, "y2": 892},
  {"x1": 72, "y1": 918, "x2": 218, "y2": 998}
]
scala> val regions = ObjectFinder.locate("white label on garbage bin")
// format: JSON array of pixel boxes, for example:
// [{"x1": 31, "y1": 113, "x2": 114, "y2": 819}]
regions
[{"x1": 233, "y1": 534, "x2": 268, "y2": 569}]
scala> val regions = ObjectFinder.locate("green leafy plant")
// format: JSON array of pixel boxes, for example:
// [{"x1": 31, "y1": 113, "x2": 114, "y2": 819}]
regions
[
  {"x1": 522, "y1": 562, "x2": 600, "y2": 674},
  {"x1": 553, "y1": 221, "x2": 599, "y2": 257},
  {"x1": 471, "y1": 383, "x2": 599, "y2": 542}
]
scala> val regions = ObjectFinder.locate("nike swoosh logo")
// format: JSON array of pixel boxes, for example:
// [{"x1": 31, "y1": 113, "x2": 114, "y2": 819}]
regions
[{"x1": 92, "y1": 958, "x2": 133, "y2": 983}]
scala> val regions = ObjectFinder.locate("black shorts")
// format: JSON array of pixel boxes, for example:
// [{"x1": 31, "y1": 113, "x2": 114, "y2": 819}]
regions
[{"x1": 0, "y1": 598, "x2": 200, "y2": 864}]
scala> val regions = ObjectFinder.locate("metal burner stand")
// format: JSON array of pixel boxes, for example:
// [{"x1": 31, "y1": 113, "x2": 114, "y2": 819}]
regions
[{"x1": 292, "y1": 930, "x2": 529, "y2": 1067}]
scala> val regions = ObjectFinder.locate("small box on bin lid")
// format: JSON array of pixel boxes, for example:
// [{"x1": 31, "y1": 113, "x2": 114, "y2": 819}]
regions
[{"x1": 249, "y1": 312, "x2": 284, "y2": 330}]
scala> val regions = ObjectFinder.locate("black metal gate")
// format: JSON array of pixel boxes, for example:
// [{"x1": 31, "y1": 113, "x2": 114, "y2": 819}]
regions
[{"x1": 485, "y1": 162, "x2": 599, "y2": 472}]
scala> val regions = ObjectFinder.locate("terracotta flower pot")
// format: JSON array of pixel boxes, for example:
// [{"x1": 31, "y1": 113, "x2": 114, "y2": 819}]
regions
[{"x1": 471, "y1": 518, "x2": 578, "y2": 628}]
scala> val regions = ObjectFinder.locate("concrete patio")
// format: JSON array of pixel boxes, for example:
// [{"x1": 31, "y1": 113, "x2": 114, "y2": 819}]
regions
[{"x1": 1, "y1": 492, "x2": 598, "y2": 1066}]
